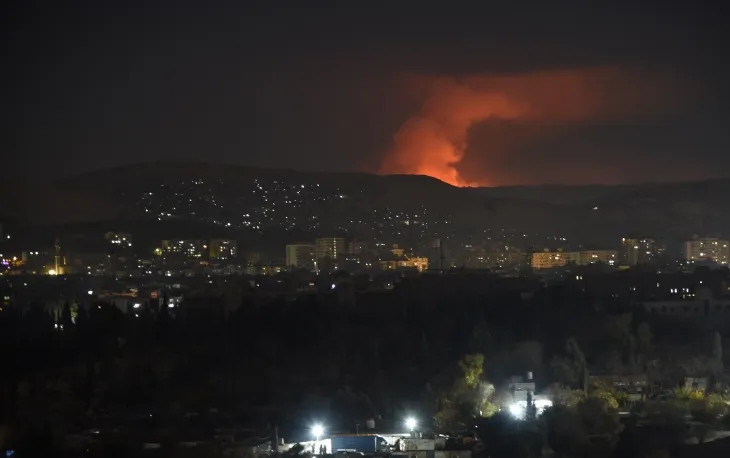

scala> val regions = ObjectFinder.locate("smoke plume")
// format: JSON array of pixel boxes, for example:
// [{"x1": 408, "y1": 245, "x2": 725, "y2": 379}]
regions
[{"x1": 380, "y1": 67, "x2": 681, "y2": 186}]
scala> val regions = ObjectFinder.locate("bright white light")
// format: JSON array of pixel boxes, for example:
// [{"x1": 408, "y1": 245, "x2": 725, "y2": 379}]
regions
[
  {"x1": 133, "y1": 303, "x2": 141, "y2": 309},
  {"x1": 509, "y1": 403, "x2": 525, "y2": 419},
  {"x1": 534, "y1": 399, "x2": 553, "y2": 413},
  {"x1": 331, "y1": 284, "x2": 336, "y2": 290},
  {"x1": 406, "y1": 417, "x2": 417, "y2": 431},
  {"x1": 88, "y1": 290, "x2": 94, "y2": 295},
  {"x1": 311, "y1": 424, "x2": 324, "y2": 438}
]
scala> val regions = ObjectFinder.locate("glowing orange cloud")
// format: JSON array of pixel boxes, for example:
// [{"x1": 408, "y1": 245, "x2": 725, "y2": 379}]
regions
[{"x1": 380, "y1": 67, "x2": 682, "y2": 186}]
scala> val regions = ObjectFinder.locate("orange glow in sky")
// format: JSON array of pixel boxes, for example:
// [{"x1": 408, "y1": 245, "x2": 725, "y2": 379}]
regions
[{"x1": 380, "y1": 67, "x2": 679, "y2": 186}]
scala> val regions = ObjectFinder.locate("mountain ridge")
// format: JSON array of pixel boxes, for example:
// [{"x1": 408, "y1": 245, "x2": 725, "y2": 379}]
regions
[
  {"x1": 59, "y1": 161, "x2": 730, "y2": 205},
  {"x1": 1, "y1": 162, "x2": 727, "y2": 247}
]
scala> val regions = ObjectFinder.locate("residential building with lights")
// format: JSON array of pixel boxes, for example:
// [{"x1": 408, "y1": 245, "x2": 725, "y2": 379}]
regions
[
  {"x1": 286, "y1": 243, "x2": 315, "y2": 269},
  {"x1": 379, "y1": 256, "x2": 429, "y2": 272},
  {"x1": 399, "y1": 256, "x2": 429, "y2": 272},
  {"x1": 579, "y1": 250, "x2": 617, "y2": 266},
  {"x1": 621, "y1": 237, "x2": 658, "y2": 265},
  {"x1": 315, "y1": 237, "x2": 345, "y2": 261},
  {"x1": 161, "y1": 240, "x2": 207, "y2": 259},
  {"x1": 209, "y1": 239, "x2": 238, "y2": 260},
  {"x1": 531, "y1": 249, "x2": 579, "y2": 269},
  {"x1": 684, "y1": 237, "x2": 729, "y2": 264},
  {"x1": 531, "y1": 249, "x2": 618, "y2": 269}
]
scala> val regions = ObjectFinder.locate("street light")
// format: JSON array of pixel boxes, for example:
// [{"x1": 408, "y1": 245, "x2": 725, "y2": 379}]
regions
[
  {"x1": 312, "y1": 423, "x2": 324, "y2": 441},
  {"x1": 405, "y1": 417, "x2": 417, "y2": 431},
  {"x1": 508, "y1": 403, "x2": 525, "y2": 419}
]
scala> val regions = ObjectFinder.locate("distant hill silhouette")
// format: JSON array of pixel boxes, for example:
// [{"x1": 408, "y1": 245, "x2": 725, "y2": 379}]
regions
[
  {"x1": 59, "y1": 160, "x2": 467, "y2": 207},
  {"x1": 1, "y1": 162, "x2": 728, "y2": 247},
  {"x1": 54, "y1": 161, "x2": 576, "y2": 234}
]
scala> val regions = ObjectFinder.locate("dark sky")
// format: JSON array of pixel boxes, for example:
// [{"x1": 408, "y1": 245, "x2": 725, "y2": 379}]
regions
[{"x1": 4, "y1": 1, "x2": 729, "y2": 186}]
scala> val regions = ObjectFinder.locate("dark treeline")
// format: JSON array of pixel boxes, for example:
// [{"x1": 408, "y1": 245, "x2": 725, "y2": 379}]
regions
[{"x1": 0, "y1": 273, "x2": 728, "y2": 456}]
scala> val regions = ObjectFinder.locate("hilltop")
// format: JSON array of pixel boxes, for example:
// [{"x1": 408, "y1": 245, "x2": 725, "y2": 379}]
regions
[
  {"x1": 54, "y1": 161, "x2": 578, "y2": 236},
  {"x1": 0, "y1": 162, "x2": 727, "y2": 249}
]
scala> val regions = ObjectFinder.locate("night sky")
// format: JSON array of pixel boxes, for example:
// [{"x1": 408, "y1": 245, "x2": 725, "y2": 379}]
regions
[{"x1": 4, "y1": 1, "x2": 729, "y2": 186}]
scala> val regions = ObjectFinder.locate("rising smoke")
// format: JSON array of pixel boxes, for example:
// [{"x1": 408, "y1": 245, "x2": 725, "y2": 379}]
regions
[{"x1": 380, "y1": 67, "x2": 681, "y2": 186}]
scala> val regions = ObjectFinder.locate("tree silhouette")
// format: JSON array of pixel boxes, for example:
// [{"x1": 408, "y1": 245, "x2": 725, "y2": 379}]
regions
[
  {"x1": 711, "y1": 331, "x2": 723, "y2": 375},
  {"x1": 61, "y1": 302, "x2": 73, "y2": 330}
]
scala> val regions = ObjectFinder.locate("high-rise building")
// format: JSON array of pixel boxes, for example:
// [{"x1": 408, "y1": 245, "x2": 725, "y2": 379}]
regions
[
  {"x1": 621, "y1": 238, "x2": 657, "y2": 265},
  {"x1": 209, "y1": 239, "x2": 238, "y2": 260},
  {"x1": 315, "y1": 237, "x2": 345, "y2": 261},
  {"x1": 286, "y1": 244, "x2": 315, "y2": 269},
  {"x1": 684, "y1": 237, "x2": 729, "y2": 264}
]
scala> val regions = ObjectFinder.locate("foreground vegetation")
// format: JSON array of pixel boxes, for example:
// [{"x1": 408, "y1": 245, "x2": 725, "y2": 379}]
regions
[{"x1": 1, "y1": 275, "x2": 729, "y2": 456}]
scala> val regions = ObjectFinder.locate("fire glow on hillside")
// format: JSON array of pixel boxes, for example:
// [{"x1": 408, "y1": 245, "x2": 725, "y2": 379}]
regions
[{"x1": 380, "y1": 67, "x2": 682, "y2": 186}]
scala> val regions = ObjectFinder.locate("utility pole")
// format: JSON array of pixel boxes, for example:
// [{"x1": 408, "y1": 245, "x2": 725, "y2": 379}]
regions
[
  {"x1": 526, "y1": 391, "x2": 536, "y2": 420},
  {"x1": 54, "y1": 235, "x2": 61, "y2": 274},
  {"x1": 273, "y1": 424, "x2": 280, "y2": 457},
  {"x1": 438, "y1": 238, "x2": 445, "y2": 271}
]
